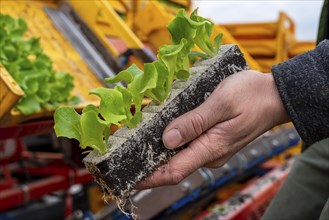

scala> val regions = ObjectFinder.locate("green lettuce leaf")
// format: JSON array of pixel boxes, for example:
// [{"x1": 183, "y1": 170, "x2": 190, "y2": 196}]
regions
[
  {"x1": 82, "y1": 104, "x2": 99, "y2": 113},
  {"x1": 167, "y1": 9, "x2": 198, "y2": 45},
  {"x1": 16, "y1": 95, "x2": 41, "y2": 115},
  {"x1": 176, "y1": 69, "x2": 190, "y2": 79},
  {"x1": 144, "y1": 61, "x2": 168, "y2": 102},
  {"x1": 124, "y1": 111, "x2": 142, "y2": 128},
  {"x1": 128, "y1": 63, "x2": 157, "y2": 94},
  {"x1": 127, "y1": 63, "x2": 158, "y2": 112},
  {"x1": 190, "y1": 9, "x2": 215, "y2": 56},
  {"x1": 89, "y1": 88, "x2": 127, "y2": 125},
  {"x1": 54, "y1": 106, "x2": 82, "y2": 141},
  {"x1": 80, "y1": 110, "x2": 107, "y2": 152},
  {"x1": 54, "y1": 106, "x2": 108, "y2": 153},
  {"x1": 115, "y1": 86, "x2": 142, "y2": 127},
  {"x1": 104, "y1": 64, "x2": 143, "y2": 85},
  {"x1": 158, "y1": 39, "x2": 186, "y2": 94},
  {"x1": 189, "y1": 51, "x2": 210, "y2": 60},
  {"x1": 214, "y1": 33, "x2": 223, "y2": 54}
]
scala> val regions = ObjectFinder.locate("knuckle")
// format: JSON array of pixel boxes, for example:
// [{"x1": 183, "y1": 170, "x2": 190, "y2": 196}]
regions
[
  {"x1": 186, "y1": 112, "x2": 207, "y2": 137},
  {"x1": 170, "y1": 169, "x2": 185, "y2": 185},
  {"x1": 223, "y1": 119, "x2": 235, "y2": 131},
  {"x1": 203, "y1": 132, "x2": 231, "y2": 157}
]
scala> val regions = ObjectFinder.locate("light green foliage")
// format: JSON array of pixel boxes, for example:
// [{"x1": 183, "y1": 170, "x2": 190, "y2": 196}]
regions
[
  {"x1": 89, "y1": 88, "x2": 128, "y2": 125},
  {"x1": 158, "y1": 39, "x2": 187, "y2": 94},
  {"x1": 167, "y1": 10, "x2": 198, "y2": 46},
  {"x1": 190, "y1": 9, "x2": 215, "y2": 56},
  {"x1": 214, "y1": 33, "x2": 223, "y2": 55},
  {"x1": 54, "y1": 9, "x2": 223, "y2": 154},
  {"x1": 104, "y1": 64, "x2": 142, "y2": 84},
  {"x1": 0, "y1": 14, "x2": 76, "y2": 115},
  {"x1": 54, "y1": 106, "x2": 108, "y2": 153},
  {"x1": 144, "y1": 61, "x2": 168, "y2": 103}
]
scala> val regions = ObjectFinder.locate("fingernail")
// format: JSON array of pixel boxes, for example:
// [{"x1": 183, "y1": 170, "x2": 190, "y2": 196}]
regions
[{"x1": 163, "y1": 128, "x2": 183, "y2": 149}]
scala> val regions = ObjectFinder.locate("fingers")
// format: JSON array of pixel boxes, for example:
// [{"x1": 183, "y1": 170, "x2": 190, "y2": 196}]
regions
[
  {"x1": 163, "y1": 85, "x2": 234, "y2": 150},
  {"x1": 204, "y1": 159, "x2": 226, "y2": 168},
  {"x1": 136, "y1": 140, "x2": 212, "y2": 189},
  {"x1": 137, "y1": 123, "x2": 235, "y2": 189},
  {"x1": 137, "y1": 116, "x2": 256, "y2": 189}
]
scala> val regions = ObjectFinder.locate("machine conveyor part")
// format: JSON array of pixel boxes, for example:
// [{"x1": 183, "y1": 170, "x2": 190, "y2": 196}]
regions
[{"x1": 45, "y1": 7, "x2": 118, "y2": 83}]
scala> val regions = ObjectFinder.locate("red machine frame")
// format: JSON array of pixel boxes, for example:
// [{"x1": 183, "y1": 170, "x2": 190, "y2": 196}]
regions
[{"x1": 0, "y1": 120, "x2": 93, "y2": 215}]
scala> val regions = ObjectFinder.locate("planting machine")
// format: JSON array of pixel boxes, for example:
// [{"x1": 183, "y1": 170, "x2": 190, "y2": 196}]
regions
[{"x1": 0, "y1": 0, "x2": 310, "y2": 219}]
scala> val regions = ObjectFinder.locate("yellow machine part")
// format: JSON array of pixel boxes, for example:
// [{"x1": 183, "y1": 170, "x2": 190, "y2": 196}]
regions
[
  {"x1": 133, "y1": 1, "x2": 173, "y2": 48},
  {"x1": 288, "y1": 41, "x2": 316, "y2": 58},
  {"x1": 221, "y1": 12, "x2": 315, "y2": 72},
  {"x1": 158, "y1": 0, "x2": 191, "y2": 14},
  {"x1": 165, "y1": 0, "x2": 191, "y2": 8},
  {"x1": 213, "y1": 26, "x2": 262, "y2": 71},
  {"x1": 222, "y1": 22, "x2": 278, "y2": 39},
  {"x1": 1, "y1": 0, "x2": 103, "y2": 124},
  {"x1": 0, "y1": 65, "x2": 24, "y2": 120},
  {"x1": 105, "y1": 0, "x2": 190, "y2": 49},
  {"x1": 68, "y1": 0, "x2": 145, "y2": 57},
  {"x1": 236, "y1": 39, "x2": 278, "y2": 57},
  {"x1": 107, "y1": 0, "x2": 128, "y2": 14}
]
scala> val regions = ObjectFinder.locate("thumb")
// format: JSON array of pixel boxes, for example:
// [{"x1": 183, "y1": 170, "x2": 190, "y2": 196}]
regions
[
  {"x1": 163, "y1": 110, "x2": 208, "y2": 149},
  {"x1": 162, "y1": 82, "x2": 234, "y2": 149}
]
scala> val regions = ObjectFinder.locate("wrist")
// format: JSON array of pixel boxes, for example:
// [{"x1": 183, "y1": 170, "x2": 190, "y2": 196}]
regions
[{"x1": 264, "y1": 73, "x2": 290, "y2": 126}]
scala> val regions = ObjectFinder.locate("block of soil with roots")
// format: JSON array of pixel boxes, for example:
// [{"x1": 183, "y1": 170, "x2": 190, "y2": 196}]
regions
[{"x1": 83, "y1": 44, "x2": 248, "y2": 215}]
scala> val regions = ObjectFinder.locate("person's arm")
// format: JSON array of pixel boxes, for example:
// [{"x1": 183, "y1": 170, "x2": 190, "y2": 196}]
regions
[
  {"x1": 137, "y1": 41, "x2": 329, "y2": 189},
  {"x1": 272, "y1": 40, "x2": 329, "y2": 145}
]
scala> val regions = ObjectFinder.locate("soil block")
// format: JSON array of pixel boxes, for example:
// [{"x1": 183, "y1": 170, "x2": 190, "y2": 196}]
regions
[{"x1": 83, "y1": 45, "x2": 248, "y2": 200}]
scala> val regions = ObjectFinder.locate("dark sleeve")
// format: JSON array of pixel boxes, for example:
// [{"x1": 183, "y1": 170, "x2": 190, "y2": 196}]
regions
[{"x1": 272, "y1": 40, "x2": 329, "y2": 145}]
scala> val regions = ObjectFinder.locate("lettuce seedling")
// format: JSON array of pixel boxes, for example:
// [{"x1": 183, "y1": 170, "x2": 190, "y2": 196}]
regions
[
  {"x1": 54, "y1": 106, "x2": 108, "y2": 153},
  {"x1": 54, "y1": 8, "x2": 223, "y2": 154}
]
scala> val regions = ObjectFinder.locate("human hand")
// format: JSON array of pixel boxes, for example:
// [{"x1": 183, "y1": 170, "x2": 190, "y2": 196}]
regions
[{"x1": 137, "y1": 70, "x2": 290, "y2": 189}]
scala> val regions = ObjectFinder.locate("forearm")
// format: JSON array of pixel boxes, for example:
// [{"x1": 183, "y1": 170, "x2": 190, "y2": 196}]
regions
[{"x1": 272, "y1": 40, "x2": 329, "y2": 145}]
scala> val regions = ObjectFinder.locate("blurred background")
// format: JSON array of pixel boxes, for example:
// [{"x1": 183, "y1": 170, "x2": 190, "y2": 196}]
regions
[
  {"x1": 198, "y1": 0, "x2": 323, "y2": 41},
  {"x1": 0, "y1": 0, "x2": 324, "y2": 220}
]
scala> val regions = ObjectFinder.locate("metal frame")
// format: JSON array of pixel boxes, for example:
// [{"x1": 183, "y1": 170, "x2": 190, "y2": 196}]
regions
[{"x1": 0, "y1": 120, "x2": 93, "y2": 213}]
